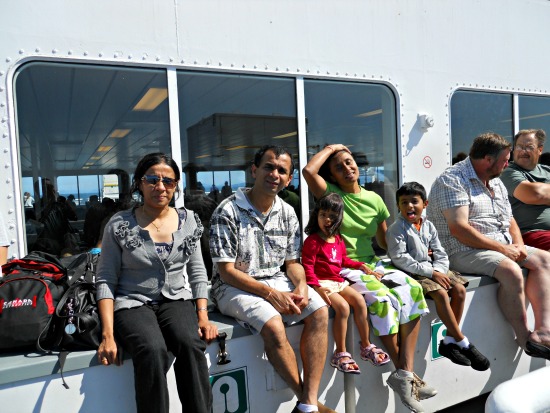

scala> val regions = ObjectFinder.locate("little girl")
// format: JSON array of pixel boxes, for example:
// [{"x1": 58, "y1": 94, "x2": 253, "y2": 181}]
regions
[{"x1": 302, "y1": 193, "x2": 390, "y2": 374}]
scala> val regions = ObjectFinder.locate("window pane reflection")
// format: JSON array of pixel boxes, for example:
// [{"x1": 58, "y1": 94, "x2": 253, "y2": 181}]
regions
[
  {"x1": 176, "y1": 72, "x2": 297, "y2": 278},
  {"x1": 518, "y1": 95, "x2": 550, "y2": 135},
  {"x1": 176, "y1": 72, "x2": 297, "y2": 196},
  {"x1": 304, "y1": 80, "x2": 398, "y2": 223},
  {"x1": 15, "y1": 62, "x2": 169, "y2": 255},
  {"x1": 450, "y1": 91, "x2": 513, "y2": 159}
]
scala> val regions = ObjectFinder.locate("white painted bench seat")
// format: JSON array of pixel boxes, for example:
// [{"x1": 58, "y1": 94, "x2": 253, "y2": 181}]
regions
[{"x1": 0, "y1": 274, "x2": 493, "y2": 387}]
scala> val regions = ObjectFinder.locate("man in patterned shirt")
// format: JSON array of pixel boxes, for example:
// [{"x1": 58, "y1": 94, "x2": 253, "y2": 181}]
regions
[
  {"x1": 427, "y1": 132, "x2": 550, "y2": 360},
  {"x1": 209, "y1": 145, "x2": 332, "y2": 413}
]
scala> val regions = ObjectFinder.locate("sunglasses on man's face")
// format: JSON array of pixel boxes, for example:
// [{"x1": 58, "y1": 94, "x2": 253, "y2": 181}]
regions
[{"x1": 141, "y1": 175, "x2": 178, "y2": 189}]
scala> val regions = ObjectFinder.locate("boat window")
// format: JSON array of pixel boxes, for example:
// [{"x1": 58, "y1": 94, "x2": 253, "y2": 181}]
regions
[
  {"x1": 175, "y1": 71, "x2": 298, "y2": 209},
  {"x1": 14, "y1": 62, "x2": 169, "y2": 256},
  {"x1": 303, "y1": 80, "x2": 399, "y2": 223},
  {"x1": 450, "y1": 91, "x2": 513, "y2": 162},
  {"x1": 518, "y1": 95, "x2": 550, "y2": 135}
]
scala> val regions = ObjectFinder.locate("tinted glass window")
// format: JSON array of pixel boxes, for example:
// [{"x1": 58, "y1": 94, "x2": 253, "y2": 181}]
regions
[
  {"x1": 15, "y1": 62, "x2": 169, "y2": 255},
  {"x1": 518, "y1": 95, "x2": 550, "y2": 134},
  {"x1": 176, "y1": 71, "x2": 296, "y2": 193},
  {"x1": 450, "y1": 91, "x2": 513, "y2": 160},
  {"x1": 304, "y1": 80, "x2": 398, "y2": 222}
]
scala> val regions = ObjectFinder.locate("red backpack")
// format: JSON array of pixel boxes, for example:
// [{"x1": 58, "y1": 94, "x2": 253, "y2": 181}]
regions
[{"x1": 0, "y1": 252, "x2": 68, "y2": 352}]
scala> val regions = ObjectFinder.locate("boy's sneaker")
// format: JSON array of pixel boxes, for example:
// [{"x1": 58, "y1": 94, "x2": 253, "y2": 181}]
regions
[
  {"x1": 438, "y1": 340, "x2": 471, "y2": 366},
  {"x1": 412, "y1": 373, "x2": 438, "y2": 400},
  {"x1": 386, "y1": 371, "x2": 425, "y2": 412},
  {"x1": 461, "y1": 344, "x2": 490, "y2": 371}
]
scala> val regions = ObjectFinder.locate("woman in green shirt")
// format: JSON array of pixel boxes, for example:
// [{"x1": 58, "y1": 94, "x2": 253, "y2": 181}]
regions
[{"x1": 303, "y1": 144, "x2": 433, "y2": 412}]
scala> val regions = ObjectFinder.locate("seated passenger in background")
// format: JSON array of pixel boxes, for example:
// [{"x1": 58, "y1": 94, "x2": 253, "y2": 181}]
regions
[
  {"x1": 66, "y1": 194, "x2": 78, "y2": 218},
  {"x1": 501, "y1": 129, "x2": 550, "y2": 250},
  {"x1": 539, "y1": 151, "x2": 550, "y2": 166},
  {"x1": 452, "y1": 152, "x2": 468, "y2": 165},
  {"x1": 86, "y1": 194, "x2": 100, "y2": 210},
  {"x1": 428, "y1": 132, "x2": 550, "y2": 360},
  {"x1": 221, "y1": 181, "x2": 233, "y2": 199},
  {"x1": 278, "y1": 187, "x2": 301, "y2": 219},
  {"x1": 57, "y1": 196, "x2": 78, "y2": 221},
  {"x1": 303, "y1": 193, "x2": 390, "y2": 374},
  {"x1": 387, "y1": 182, "x2": 489, "y2": 370},
  {"x1": 183, "y1": 194, "x2": 218, "y2": 280}
]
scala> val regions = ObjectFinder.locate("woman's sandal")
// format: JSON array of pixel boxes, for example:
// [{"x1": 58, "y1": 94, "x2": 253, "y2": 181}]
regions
[
  {"x1": 360, "y1": 343, "x2": 391, "y2": 366},
  {"x1": 330, "y1": 352, "x2": 361, "y2": 374}
]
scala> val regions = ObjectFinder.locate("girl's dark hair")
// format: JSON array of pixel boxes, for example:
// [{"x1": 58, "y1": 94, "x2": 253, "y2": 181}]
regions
[
  {"x1": 130, "y1": 152, "x2": 181, "y2": 199},
  {"x1": 304, "y1": 193, "x2": 344, "y2": 236}
]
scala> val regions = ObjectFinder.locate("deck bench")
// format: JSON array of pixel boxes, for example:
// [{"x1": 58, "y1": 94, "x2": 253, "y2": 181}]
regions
[{"x1": 0, "y1": 274, "x2": 496, "y2": 386}]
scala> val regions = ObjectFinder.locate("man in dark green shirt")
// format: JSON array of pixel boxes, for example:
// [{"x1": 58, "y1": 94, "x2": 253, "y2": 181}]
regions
[{"x1": 501, "y1": 129, "x2": 550, "y2": 250}]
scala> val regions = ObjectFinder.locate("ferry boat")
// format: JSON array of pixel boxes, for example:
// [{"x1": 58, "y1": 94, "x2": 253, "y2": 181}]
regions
[{"x1": 0, "y1": 1, "x2": 549, "y2": 412}]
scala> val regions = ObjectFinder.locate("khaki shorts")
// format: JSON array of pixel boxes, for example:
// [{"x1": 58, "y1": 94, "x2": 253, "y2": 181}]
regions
[
  {"x1": 318, "y1": 279, "x2": 350, "y2": 296},
  {"x1": 449, "y1": 246, "x2": 537, "y2": 277},
  {"x1": 213, "y1": 274, "x2": 327, "y2": 335},
  {"x1": 411, "y1": 270, "x2": 468, "y2": 294}
]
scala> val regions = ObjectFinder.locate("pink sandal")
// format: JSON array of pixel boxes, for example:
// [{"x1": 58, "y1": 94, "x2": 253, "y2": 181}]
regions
[
  {"x1": 360, "y1": 343, "x2": 391, "y2": 366},
  {"x1": 330, "y1": 352, "x2": 361, "y2": 374}
]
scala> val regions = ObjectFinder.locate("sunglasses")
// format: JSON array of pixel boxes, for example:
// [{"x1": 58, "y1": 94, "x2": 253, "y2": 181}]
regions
[{"x1": 141, "y1": 175, "x2": 178, "y2": 189}]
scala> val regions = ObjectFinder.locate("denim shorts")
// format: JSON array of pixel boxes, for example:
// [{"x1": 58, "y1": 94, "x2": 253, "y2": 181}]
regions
[
  {"x1": 213, "y1": 273, "x2": 326, "y2": 335},
  {"x1": 449, "y1": 246, "x2": 537, "y2": 277}
]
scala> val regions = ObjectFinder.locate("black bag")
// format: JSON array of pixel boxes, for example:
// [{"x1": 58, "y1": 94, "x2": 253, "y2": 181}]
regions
[
  {"x1": 0, "y1": 252, "x2": 68, "y2": 352},
  {"x1": 39, "y1": 252, "x2": 101, "y2": 352}
]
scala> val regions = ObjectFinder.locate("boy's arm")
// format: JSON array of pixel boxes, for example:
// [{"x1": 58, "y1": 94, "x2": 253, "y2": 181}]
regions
[
  {"x1": 427, "y1": 221, "x2": 450, "y2": 274},
  {"x1": 386, "y1": 223, "x2": 434, "y2": 278}
]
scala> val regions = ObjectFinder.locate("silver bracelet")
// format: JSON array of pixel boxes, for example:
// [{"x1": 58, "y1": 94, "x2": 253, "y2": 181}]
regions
[{"x1": 197, "y1": 307, "x2": 208, "y2": 311}]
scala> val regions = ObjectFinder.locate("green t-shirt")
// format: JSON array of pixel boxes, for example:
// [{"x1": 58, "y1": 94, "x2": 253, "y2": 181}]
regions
[
  {"x1": 500, "y1": 162, "x2": 550, "y2": 232},
  {"x1": 325, "y1": 182, "x2": 390, "y2": 263}
]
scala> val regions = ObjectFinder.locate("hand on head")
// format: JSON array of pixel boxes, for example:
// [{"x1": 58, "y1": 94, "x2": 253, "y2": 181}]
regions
[{"x1": 327, "y1": 144, "x2": 351, "y2": 154}]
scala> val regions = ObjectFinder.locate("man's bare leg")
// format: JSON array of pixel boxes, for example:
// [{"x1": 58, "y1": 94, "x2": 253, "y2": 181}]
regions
[
  {"x1": 300, "y1": 307, "x2": 328, "y2": 406},
  {"x1": 493, "y1": 259, "x2": 530, "y2": 348},
  {"x1": 522, "y1": 251, "x2": 550, "y2": 345},
  {"x1": 261, "y1": 316, "x2": 303, "y2": 397}
]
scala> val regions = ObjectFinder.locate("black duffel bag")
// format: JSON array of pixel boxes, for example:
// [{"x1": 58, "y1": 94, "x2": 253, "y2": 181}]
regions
[
  {"x1": 38, "y1": 252, "x2": 102, "y2": 389},
  {"x1": 39, "y1": 252, "x2": 101, "y2": 353}
]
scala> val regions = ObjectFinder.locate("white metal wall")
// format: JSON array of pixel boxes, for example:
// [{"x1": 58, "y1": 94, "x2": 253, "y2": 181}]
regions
[{"x1": 2, "y1": 0, "x2": 550, "y2": 258}]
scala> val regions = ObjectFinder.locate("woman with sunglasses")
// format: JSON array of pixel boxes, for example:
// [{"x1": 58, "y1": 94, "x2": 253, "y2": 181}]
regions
[{"x1": 96, "y1": 153, "x2": 217, "y2": 413}]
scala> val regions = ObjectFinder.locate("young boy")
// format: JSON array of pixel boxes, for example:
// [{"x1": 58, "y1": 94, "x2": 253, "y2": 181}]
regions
[{"x1": 386, "y1": 182, "x2": 490, "y2": 371}]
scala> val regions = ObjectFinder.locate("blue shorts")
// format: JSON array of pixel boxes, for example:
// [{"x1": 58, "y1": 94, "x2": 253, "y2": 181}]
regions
[{"x1": 213, "y1": 274, "x2": 326, "y2": 334}]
